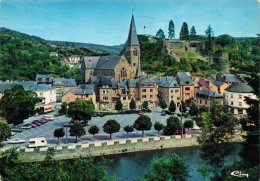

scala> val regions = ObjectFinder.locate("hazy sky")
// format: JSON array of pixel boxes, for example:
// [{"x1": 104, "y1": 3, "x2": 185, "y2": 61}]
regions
[{"x1": 0, "y1": 0, "x2": 259, "y2": 45}]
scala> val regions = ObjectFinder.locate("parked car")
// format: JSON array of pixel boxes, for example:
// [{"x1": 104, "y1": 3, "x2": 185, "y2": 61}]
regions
[
  {"x1": 139, "y1": 111, "x2": 144, "y2": 115},
  {"x1": 28, "y1": 123, "x2": 37, "y2": 128},
  {"x1": 28, "y1": 137, "x2": 47, "y2": 148},
  {"x1": 99, "y1": 112, "x2": 105, "y2": 117},
  {"x1": 38, "y1": 119, "x2": 48, "y2": 124},
  {"x1": 63, "y1": 123, "x2": 73, "y2": 127},
  {"x1": 54, "y1": 114, "x2": 59, "y2": 117},
  {"x1": 183, "y1": 112, "x2": 189, "y2": 118},
  {"x1": 32, "y1": 120, "x2": 42, "y2": 126},
  {"x1": 7, "y1": 138, "x2": 26, "y2": 144},
  {"x1": 165, "y1": 110, "x2": 173, "y2": 115},
  {"x1": 21, "y1": 124, "x2": 32, "y2": 129},
  {"x1": 93, "y1": 112, "x2": 98, "y2": 117},
  {"x1": 11, "y1": 128, "x2": 23, "y2": 132},
  {"x1": 161, "y1": 111, "x2": 166, "y2": 116},
  {"x1": 43, "y1": 115, "x2": 54, "y2": 121}
]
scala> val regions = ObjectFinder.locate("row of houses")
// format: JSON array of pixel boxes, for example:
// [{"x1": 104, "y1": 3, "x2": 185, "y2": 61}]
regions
[{"x1": 0, "y1": 72, "x2": 256, "y2": 116}]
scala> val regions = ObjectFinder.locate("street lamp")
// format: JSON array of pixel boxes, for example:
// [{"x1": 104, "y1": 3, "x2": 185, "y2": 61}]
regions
[
  {"x1": 181, "y1": 101, "x2": 183, "y2": 138},
  {"x1": 65, "y1": 105, "x2": 68, "y2": 144}
]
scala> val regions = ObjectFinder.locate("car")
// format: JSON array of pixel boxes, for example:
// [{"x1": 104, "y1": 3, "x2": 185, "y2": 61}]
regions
[
  {"x1": 11, "y1": 128, "x2": 23, "y2": 132},
  {"x1": 183, "y1": 112, "x2": 189, "y2": 118},
  {"x1": 99, "y1": 112, "x2": 105, "y2": 117},
  {"x1": 21, "y1": 124, "x2": 32, "y2": 129},
  {"x1": 63, "y1": 123, "x2": 73, "y2": 127},
  {"x1": 174, "y1": 130, "x2": 182, "y2": 135},
  {"x1": 32, "y1": 120, "x2": 42, "y2": 126},
  {"x1": 28, "y1": 123, "x2": 37, "y2": 128},
  {"x1": 161, "y1": 111, "x2": 166, "y2": 116},
  {"x1": 54, "y1": 114, "x2": 59, "y2": 117},
  {"x1": 28, "y1": 137, "x2": 47, "y2": 148},
  {"x1": 139, "y1": 111, "x2": 144, "y2": 115},
  {"x1": 7, "y1": 138, "x2": 26, "y2": 144},
  {"x1": 93, "y1": 112, "x2": 98, "y2": 117},
  {"x1": 38, "y1": 119, "x2": 48, "y2": 124},
  {"x1": 165, "y1": 110, "x2": 173, "y2": 115}
]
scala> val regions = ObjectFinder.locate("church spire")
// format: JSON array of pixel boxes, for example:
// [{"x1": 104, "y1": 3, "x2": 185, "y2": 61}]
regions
[{"x1": 127, "y1": 15, "x2": 139, "y2": 46}]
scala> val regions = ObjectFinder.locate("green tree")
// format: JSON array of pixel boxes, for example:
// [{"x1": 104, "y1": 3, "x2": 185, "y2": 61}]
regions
[
  {"x1": 142, "y1": 101, "x2": 149, "y2": 110},
  {"x1": 103, "y1": 119, "x2": 120, "y2": 139},
  {"x1": 168, "y1": 20, "x2": 175, "y2": 39},
  {"x1": 154, "y1": 121, "x2": 164, "y2": 136},
  {"x1": 69, "y1": 121, "x2": 86, "y2": 143},
  {"x1": 197, "y1": 102, "x2": 238, "y2": 179},
  {"x1": 195, "y1": 112, "x2": 209, "y2": 128},
  {"x1": 184, "y1": 119, "x2": 194, "y2": 134},
  {"x1": 130, "y1": 98, "x2": 136, "y2": 110},
  {"x1": 215, "y1": 34, "x2": 235, "y2": 46},
  {"x1": 179, "y1": 22, "x2": 189, "y2": 40},
  {"x1": 190, "y1": 26, "x2": 196, "y2": 36},
  {"x1": 163, "y1": 116, "x2": 182, "y2": 135},
  {"x1": 68, "y1": 99, "x2": 95, "y2": 121},
  {"x1": 59, "y1": 102, "x2": 68, "y2": 115},
  {"x1": 133, "y1": 115, "x2": 152, "y2": 137},
  {"x1": 160, "y1": 99, "x2": 167, "y2": 110},
  {"x1": 53, "y1": 128, "x2": 65, "y2": 144},
  {"x1": 145, "y1": 153, "x2": 189, "y2": 181},
  {"x1": 88, "y1": 125, "x2": 99, "y2": 141},
  {"x1": 189, "y1": 102, "x2": 199, "y2": 117},
  {"x1": 0, "y1": 84, "x2": 38, "y2": 125},
  {"x1": 169, "y1": 100, "x2": 176, "y2": 113},
  {"x1": 115, "y1": 100, "x2": 123, "y2": 111},
  {"x1": 0, "y1": 119, "x2": 11, "y2": 146},
  {"x1": 155, "y1": 29, "x2": 165, "y2": 39},
  {"x1": 124, "y1": 125, "x2": 134, "y2": 139},
  {"x1": 205, "y1": 25, "x2": 215, "y2": 55},
  {"x1": 180, "y1": 100, "x2": 187, "y2": 113}
]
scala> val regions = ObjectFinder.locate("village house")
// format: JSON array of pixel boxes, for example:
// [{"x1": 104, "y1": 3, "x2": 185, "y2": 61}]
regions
[
  {"x1": 195, "y1": 87, "x2": 223, "y2": 108},
  {"x1": 68, "y1": 55, "x2": 81, "y2": 64},
  {"x1": 198, "y1": 78, "x2": 229, "y2": 96},
  {"x1": 176, "y1": 72, "x2": 194, "y2": 105},
  {"x1": 30, "y1": 84, "x2": 56, "y2": 105},
  {"x1": 53, "y1": 78, "x2": 77, "y2": 102},
  {"x1": 50, "y1": 52, "x2": 58, "y2": 57},
  {"x1": 36, "y1": 74, "x2": 53, "y2": 85}
]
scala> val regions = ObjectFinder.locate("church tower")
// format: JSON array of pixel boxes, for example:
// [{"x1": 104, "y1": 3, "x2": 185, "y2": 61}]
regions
[{"x1": 125, "y1": 15, "x2": 141, "y2": 78}]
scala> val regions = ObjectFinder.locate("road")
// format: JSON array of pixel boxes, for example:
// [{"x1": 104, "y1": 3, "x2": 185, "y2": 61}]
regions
[{"x1": 2, "y1": 105, "x2": 200, "y2": 148}]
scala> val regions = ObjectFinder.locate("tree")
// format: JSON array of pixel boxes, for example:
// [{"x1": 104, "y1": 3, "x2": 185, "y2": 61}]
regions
[
  {"x1": 130, "y1": 98, "x2": 136, "y2": 110},
  {"x1": 142, "y1": 101, "x2": 149, "y2": 110},
  {"x1": 0, "y1": 84, "x2": 38, "y2": 125},
  {"x1": 53, "y1": 128, "x2": 65, "y2": 144},
  {"x1": 163, "y1": 116, "x2": 182, "y2": 135},
  {"x1": 189, "y1": 102, "x2": 199, "y2": 117},
  {"x1": 215, "y1": 34, "x2": 235, "y2": 46},
  {"x1": 88, "y1": 125, "x2": 99, "y2": 141},
  {"x1": 168, "y1": 20, "x2": 175, "y2": 39},
  {"x1": 154, "y1": 121, "x2": 164, "y2": 136},
  {"x1": 195, "y1": 112, "x2": 208, "y2": 128},
  {"x1": 197, "y1": 102, "x2": 238, "y2": 179},
  {"x1": 179, "y1": 100, "x2": 186, "y2": 113},
  {"x1": 155, "y1": 29, "x2": 165, "y2": 39},
  {"x1": 199, "y1": 105, "x2": 208, "y2": 113},
  {"x1": 103, "y1": 119, "x2": 120, "y2": 139},
  {"x1": 184, "y1": 119, "x2": 194, "y2": 134},
  {"x1": 68, "y1": 99, "x2": 95, "y2": 121},
  {"x1": 205, "y1": 25, "x2": 215, "y2": 55},
  {"x1": 179, "y1": 22, "x2": 189, "y2": 40},
  {"x1": 169, "y1": 100, "x2": 176, "y2": 113},
  {"x1": 69, "y1": 121, "x2": 86, "y2": 143},
  {"x1": 145, "y1": 153, "x2": 189, "y2": 181},
  {"x1": 115, "y1": 100, "x2": 123, "y2": 111},
  {"x1": 0, "y1": 119, "x2": 11, "y2": 146},
  {"x1": 190, "y1": 26, "x2": 196, "y2": 36},
  {"x1": 59, "y1": 102, "x2": 68, "y2": 115},
  {"x1": 133, "y1": 115, "x2": 152, "y2": 137},
  {"x1": 160, "y1": 99, "x2": 167, "y2": 110},
  {"x1": 124, "y1": 125, "x2": 134, "y2": 139}
]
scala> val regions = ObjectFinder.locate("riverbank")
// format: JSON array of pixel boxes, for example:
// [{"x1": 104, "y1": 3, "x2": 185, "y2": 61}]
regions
[{"x1": 12, "y1": 132, "x2": 244, "y2": 162}]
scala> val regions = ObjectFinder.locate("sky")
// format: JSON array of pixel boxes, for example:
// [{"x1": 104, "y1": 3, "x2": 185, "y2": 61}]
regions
[{"x1": 0, "y1": 0, "x2": 259, "y2": 46}]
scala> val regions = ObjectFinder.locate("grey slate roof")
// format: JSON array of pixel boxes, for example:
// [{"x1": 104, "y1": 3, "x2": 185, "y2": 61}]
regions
[
  {"x1": 127, "y1": 15, "x2": 139, "y2": 46},
  {"x1": 211, "y1": 81, "x2": 225, "y2": 87},
  {"x1": 95, "y1": 56, "x2": 122, "y2": 70},
  {"x1": 53, "y1": 78, "x2": 76, "y2": 87},
  {"x1": 160, "y1": 79, "x2": 180, "y2": 88},
  {"x1": 153, "y1": 76, "x2": 174, "y2": 85},
  {"x1": 210, "y1": 74, "x2": 218, "y2": 80},
  {"x1": 36, "y1": 74, "x2": 53, "y2": 79},
  {"x1": 129, "y1": 79, "x2": 138, "y2": 88},
  {"x1": 197, "y1": 87, "x2": 223, "y2": 98},
  {"x1": 223, "y1": 74, "x2": 245, "y2": 83},
  {"x1": 120, "y1": 81, "x2": 129, "y2": 91},
  {"x1": 73, "y1": 84, "x2": 95, "y2": 95},
  {"x1": 225, "y1": 83, "x2": 254, "y2": 93},
  {"x1": 140, "y1": 77, "x2": 155, "y2": 84},
  {"x1": 14, "y1": 81, "x2": 35, "y2": 90},
  {"x1": 30, "y1": 84, "x2": 53, "y2": 91},
  {"x1": 177, "y1": 72, "x2": 194, "y2": 85},
  {"x1": 69, "y1": 55, "x2": 81, "y2": 58},
  {"x1": 83, "y1": 56, "x2": 100, "y2": 69},
  {"x1": 0, "y1": 83, "x2": 15, "y2": 93}
]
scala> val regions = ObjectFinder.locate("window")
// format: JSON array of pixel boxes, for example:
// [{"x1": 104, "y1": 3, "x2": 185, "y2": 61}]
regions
[
  {"x1": 239, "y1": 102, "x2": 242, "y2": 106},
  {"x1": 231, "y1": 94, "x2": 233, "y2": 98},
  {"x1": 40, "y1": 92, "x2": 43, "y2": 96},
  {"x1": 123, "y1": 97, "x2": 126, "y2": 100},
  {"x1": 171, "y1": 90, "x2": 173, "y2": 93},
  {"x1": 238, "y1": 109, "x2": 243, "y2": 114},
  {"x1": 231, "y1": 101, "x2": 233, "y2": 105},
  {"x1": 171, "y1": 96, "x2": 173, "y2": 98},
  {"x1": 175, "y1": 89, "x2": 179, "y2": 92},
  {"x1": 205, "y1": 101, "x2": 207, "y2": 104},
  {"x1": 142, "y1": 89, "x2": 146, "y2": 92},
  {"x1": 185, "y1": 87, "x2": 190, "y2": 91},
  {"x1": 150, "y1": 89, "x2": 153, "y2": 92},
  {"x1": 150, "y1": 95, "x2": 153, "y2": 98},
  {"x1": 102, "y1": 96, "x2": 109, "y2": 100},
  {"x1": 239, "y1": 95, "x2": 242, "y2": 99},
  {"x1": 103, "y1": 90, "x2": 106, "y2": 94},
  {"x1": 113, "y1": 90, "x2": 116, "y2": 93},
  {"x1": 185, "y1": 93, "x2": 190, "y2": 96},
  {"x1": 142, "y1": 95, "x2": 146, "y2": 98},
  {"x1": 177, "y1": 97, "x2": 180, "y2": 100},
  {"x1": 200, "y1": 100, "x2": 202, "y2": 104},
  {"x1": 133, "y1": 49, "x2": 138, "y2": 56},
  {"x1": 121, "y1": 68, "x2": 126, "y2": 77}
]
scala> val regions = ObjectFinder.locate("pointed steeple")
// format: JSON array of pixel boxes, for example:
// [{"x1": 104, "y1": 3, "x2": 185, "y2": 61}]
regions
[{"x1": 127, "y1": 15, "x2": 139, "y2": 46}]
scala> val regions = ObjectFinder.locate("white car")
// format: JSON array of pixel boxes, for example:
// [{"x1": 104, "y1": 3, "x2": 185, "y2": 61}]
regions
[
  {"x1": 7, "y1": 138, "x2": 26, "y2": 144},
  {"x1": 21, "y1": 124, "x2": 32, "y2": 129}
]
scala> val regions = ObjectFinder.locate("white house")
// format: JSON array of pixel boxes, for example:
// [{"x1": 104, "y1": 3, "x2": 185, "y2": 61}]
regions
[
  {"x1": 68, "y1": 55, "x2": 81, "y2": 64},
  {"x1": 224, "y1": 83, "x2": 256, "y2": 115},
  {"x1": 31, "y1": 84, "x2": 56, "y2": 105}
]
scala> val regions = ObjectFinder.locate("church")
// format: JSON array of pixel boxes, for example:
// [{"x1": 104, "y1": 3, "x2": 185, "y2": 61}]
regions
[{"x1": 81, "y1": 15, "x2": 141, "y2": 83}]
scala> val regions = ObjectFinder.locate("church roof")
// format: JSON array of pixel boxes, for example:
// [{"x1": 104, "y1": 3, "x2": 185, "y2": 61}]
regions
[
  {"x1": 83, "y1": 57, "x2": 100, "y2": 69},
  {"x1": 127, "y1": 15, "x2": 139, "y2": 46},
  {"x1": 95, "y1": 56, "x2": 122, "y2": 70}
]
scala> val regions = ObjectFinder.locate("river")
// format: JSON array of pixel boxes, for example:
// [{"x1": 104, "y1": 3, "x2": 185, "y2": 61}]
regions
[{"x1": 103, "y1": 143, "x2": 243, "y2": 181}]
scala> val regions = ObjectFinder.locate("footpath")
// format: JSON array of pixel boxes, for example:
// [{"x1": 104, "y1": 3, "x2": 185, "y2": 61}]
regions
[{"x1": 3, "y1": 131, "x2": 244, "y2": 162}]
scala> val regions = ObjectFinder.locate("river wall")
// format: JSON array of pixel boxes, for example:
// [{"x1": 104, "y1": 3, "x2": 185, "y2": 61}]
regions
[{"x1": 17, "y1": 133, "x2": 243, "y2": 162}]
